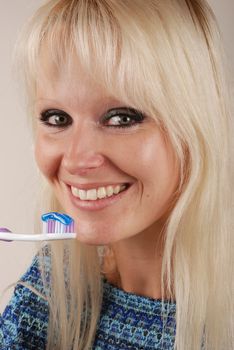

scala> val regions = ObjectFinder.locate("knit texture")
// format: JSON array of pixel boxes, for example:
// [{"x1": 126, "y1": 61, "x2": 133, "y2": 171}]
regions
[
  {"x1": 93, "y1": 280, "x2": 176, "y2": 349},
  {"x1": 0, "y1": 256, "x2": 176, "y2": 349}
]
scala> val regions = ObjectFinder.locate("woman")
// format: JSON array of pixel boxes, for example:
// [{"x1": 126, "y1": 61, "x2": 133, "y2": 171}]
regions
[{"x1": 0, "y1": 0, "x2": 233, "y2": 349}]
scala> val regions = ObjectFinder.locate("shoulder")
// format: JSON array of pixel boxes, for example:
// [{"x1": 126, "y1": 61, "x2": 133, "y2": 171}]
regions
[{"x1": 0, "y1": 253, "x2": 50, "y2": 349}]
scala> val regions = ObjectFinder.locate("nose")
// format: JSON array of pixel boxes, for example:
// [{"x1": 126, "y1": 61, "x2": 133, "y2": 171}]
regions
[{"x1": 62, "y1": 126, "x2": 106, "y2": 175}]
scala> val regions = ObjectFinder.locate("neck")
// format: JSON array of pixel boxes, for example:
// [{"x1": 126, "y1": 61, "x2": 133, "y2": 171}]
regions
[{"x1": 103, "y1": 226, "x2": 168, "y2": 300}]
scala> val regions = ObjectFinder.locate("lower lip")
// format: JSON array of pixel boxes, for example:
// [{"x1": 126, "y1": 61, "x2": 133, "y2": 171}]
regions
[{"x1": 67, "y1": 185, "x2": 131, "y2": 212}]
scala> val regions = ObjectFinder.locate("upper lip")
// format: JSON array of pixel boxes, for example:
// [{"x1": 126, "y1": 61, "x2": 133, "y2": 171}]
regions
[{"x1": 64, "y1": 181, "x2": 130, "y2": 190}]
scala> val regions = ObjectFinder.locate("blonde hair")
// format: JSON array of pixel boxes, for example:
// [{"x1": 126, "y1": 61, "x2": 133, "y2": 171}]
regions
[{"x1": 16, "y1": 0, "x2": 233, "y2": 349}]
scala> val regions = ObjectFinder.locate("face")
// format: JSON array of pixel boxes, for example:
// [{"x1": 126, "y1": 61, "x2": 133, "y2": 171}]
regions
[{"x1": 34, "y1": 63, "x2": 180, "y2": 245}]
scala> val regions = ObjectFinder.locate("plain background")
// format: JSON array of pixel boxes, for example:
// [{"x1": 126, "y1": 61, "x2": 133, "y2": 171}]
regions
[{"x1": 0, "y1": 0, "x2": 233, "y2": 313}]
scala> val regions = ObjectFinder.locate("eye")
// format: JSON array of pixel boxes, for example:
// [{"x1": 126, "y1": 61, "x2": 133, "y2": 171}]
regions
[
  {"x1": 39, "y1": 109, "x2": 72, "y2": 128},
  {"x1": 101, "y1": 107, "x2": 145, "y2": 128}
]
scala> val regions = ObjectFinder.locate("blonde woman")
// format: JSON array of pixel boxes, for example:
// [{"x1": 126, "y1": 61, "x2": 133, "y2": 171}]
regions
[{"x1": 0, "y1": 0, "x2": 233, "y2": 349}]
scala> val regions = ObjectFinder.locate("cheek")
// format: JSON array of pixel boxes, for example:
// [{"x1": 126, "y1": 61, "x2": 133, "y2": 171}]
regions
[
  {"x1": 34, "y1": 133, "x2": 62, "y2": 180},
  {"x1": 120, "y1": 132, "x2": 179, "y2": 202},
  {"x1": 107, "y1": 133, "x2": 159, "y2": 174},
  {"x1": 113, "y1": 131, "x2": 177, "y2": 182}
]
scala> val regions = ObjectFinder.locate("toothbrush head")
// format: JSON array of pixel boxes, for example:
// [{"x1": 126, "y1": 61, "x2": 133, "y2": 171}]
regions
[{"x1": 41, "y1": 212, "x2": 75, "y2": 234}]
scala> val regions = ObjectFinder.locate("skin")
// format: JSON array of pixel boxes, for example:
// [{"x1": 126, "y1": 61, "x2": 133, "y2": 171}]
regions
[{"x1": 34, "y1": 61, "x2": 180, "y2": 298}]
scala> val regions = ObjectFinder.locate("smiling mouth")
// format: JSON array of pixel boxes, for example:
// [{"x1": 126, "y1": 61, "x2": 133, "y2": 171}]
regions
[{"x1": 70, "y1": 183, "x2": 129, "y2": 201}]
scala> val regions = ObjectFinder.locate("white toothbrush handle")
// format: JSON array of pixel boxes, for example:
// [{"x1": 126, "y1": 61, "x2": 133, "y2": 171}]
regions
[{"x1": 0, "y1": 232, "x2": 76, "y2": 242}]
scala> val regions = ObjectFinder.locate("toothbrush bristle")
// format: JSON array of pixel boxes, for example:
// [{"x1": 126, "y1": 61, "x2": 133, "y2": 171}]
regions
[{"x1": 41, "y1": 212, "x2": 74, "y2": 234}]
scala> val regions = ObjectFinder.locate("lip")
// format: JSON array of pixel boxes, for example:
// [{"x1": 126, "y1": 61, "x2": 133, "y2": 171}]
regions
[{"x1": 66, "y1": 183, "x2": 132, "y2": 211}]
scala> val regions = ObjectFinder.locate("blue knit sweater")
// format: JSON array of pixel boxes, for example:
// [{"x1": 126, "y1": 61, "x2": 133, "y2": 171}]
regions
[{"x1": 0, "y1": 256, "x2": 176, "y2": 349}]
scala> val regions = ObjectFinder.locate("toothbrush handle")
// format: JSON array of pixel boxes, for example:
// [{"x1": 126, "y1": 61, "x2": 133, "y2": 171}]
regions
[{"x1": 0, "y1": 233, "x2": 76, "y2": 242}]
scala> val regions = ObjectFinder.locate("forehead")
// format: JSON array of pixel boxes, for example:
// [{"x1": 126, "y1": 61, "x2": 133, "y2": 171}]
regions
[
  {"x1": 35, "y1": 56, "x2": 123, "y2": 114},
  {"x1": 35, "y1": 45, "x2": 128, "y2": 111}
]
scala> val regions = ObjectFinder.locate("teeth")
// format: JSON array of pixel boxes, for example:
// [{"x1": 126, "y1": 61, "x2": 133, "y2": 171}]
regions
[
  {"x1": 79, "y1": 189, "x2": 87, "y2": 200},
  {"x1": 71, "y1": 187, "x2": 79, "y2": 197},
  {"x1": 113, "y1": 185, "x2": 120, "y2": 194},
  {"x1": 97, "y1": 187, "x2": 106, "y2": 199},
  {"x1": 106, "y1": 186, "x2": 114, "y2": 197},
  {"x1": 86, "y1": 189, "x2": 97, "y2": 201},
  {"x1": 71, "y1": 184, "x2": 127, "y2": 201}
]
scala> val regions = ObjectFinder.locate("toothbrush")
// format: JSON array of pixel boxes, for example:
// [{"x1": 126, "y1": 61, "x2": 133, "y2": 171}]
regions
[{"x1": 0, "y1": 212, "x2": 76, "y2": 242}]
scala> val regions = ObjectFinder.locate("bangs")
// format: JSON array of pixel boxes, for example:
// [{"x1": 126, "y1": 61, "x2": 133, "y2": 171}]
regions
[
  {"x1": 40, "y1": 0, "x2": 122, "y2": 84},
  {"x1": 19, "y1": 0, "x2": 164, "y2": 121}
]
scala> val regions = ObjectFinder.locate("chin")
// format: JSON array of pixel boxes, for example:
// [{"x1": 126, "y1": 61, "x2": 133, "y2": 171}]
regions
[
  {"x1": 74, "y1": 222, "x2": 118, "y2": 246},
  {"x1": 76, "y1": 234, "x2": 116, "y2": 246}
]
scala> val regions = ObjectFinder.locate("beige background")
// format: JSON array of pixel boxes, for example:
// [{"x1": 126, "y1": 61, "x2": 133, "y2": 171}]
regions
[{"x1": 0, "y1": 0, "x2": 233, "y2": 312}]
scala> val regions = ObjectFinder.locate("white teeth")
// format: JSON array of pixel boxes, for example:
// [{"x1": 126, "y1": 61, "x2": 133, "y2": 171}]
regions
[
  {"x1": 106, "y1": 186, "x2": 114, "y2": 197},
  {"x1": 71, "y1": 187, "x2": 79, "y2": 197},
  {"x1": 113, "y1": 185, "x2": 121, "y2": 194},
  {"x1": 79, "y1": 189, "x2": 87, "y2": 200},
  {"x1": 86, "y1": 189, "x2": 97, "y2": 200},
  {"x1": 97, "y1": 187, "x2": 106, "y2": 199},
  {"x1": 71, "y1": 184, "x2": 127, "y2": 201}
]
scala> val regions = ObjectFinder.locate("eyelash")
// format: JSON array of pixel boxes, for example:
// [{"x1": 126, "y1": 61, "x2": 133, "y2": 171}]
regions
[
  {"x1": 101, "y1": 108, "x2": 145, "y2": 128},
  {"x1": 39, "y1": 108, "x2": 145, "y2": 129},
  {"x1": 39, "y1": 109, "x2": 72, "y2": 128}
]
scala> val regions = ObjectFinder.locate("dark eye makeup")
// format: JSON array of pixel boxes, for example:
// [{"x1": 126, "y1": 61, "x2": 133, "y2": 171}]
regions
[
  {"x1": 39, "y1": 107, "x2": 145, "y2": 129},
  {"x1": 39, "y1": 109, "x2": 72, "y2": 128},
  {"x1": 100, "y1": 107, "x2": 145, "y2": 128}
]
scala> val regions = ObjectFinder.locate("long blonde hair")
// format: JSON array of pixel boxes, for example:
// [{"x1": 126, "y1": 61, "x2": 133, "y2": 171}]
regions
[{"x1": 16, "y1": 0, "x2": 233, "y2": 349}]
